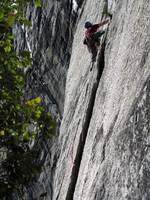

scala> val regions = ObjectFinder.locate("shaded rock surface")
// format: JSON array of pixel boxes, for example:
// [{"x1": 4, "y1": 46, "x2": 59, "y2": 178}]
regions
[
  {"x1": 13, "y1": 0, "x2": 150, "y2": 199},
  {"x1": 12, "y1": 0, "x2": 82, "y2": 199},
  {"x1": 14, "y1": 0, "x2": 79, "y2": 121}
]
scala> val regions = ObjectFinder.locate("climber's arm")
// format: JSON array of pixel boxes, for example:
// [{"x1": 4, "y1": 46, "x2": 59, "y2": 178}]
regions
[
  {"x1": 98, "y1": 19, "x2": 109, "y2": 27},
  {"x1": 91, "y1": 19, "x2": 109, "y2": 32}
]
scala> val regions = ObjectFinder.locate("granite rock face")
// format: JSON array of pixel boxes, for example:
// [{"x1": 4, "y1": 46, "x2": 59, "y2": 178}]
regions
[
  {"x1": 14, "y1": 0, "x2": 150, "y2": 199},
  {"x1": 13, "y1": 0, "x2": 81, "y2": 199},
  {"x1": 53, "y1": 0, "x2": 150, "y2": 199},
  {"x1": 14, "y1": 0, "x2": 79, "y2": 122}
]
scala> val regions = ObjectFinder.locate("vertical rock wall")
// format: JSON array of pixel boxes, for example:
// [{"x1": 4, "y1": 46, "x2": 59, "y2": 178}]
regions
[
  {"x1": 13, "y1": 0, "x2": 150, "y2": 199},
  {"x1": 13, "y1": 0, "x2": 82, "y2": 199},
  {"x1": 53, "y1": 0, "x2": 150, "y2": 199},
  {"x1": 14, "y1": 0, "x2": 79, "y2": 121}
]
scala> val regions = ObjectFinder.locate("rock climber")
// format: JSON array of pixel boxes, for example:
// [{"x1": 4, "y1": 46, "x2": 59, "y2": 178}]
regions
[{"x1": 83, "y1": 19, "x2": 110, "y2": 62}]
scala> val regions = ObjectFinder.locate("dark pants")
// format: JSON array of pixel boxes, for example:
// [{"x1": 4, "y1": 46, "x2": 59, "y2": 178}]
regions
[
  {"x1": 92, "y1": 30, "x2": 105, "y2": 42},
  {"x1": 90, "y1": 30, "x2": 105, "y2": 62}
]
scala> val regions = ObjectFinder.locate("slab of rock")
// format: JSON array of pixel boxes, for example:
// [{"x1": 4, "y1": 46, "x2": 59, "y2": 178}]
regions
[
  {"x1": 13, "y1": 0, "x2": 79, "y2": 199},
  {"x1": 13, "y1": 0, "x2": 150, "y2": 199},
  {"x1": 53, "y1": 0, "x2": 150, "y2": 199}
]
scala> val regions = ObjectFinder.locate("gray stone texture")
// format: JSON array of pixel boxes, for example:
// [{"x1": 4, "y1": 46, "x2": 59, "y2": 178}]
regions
[
  {"x1": 13, "y1": 0, "x2": 150, "y2": 199},
  {"x1": 14, "y1": 0, "x2": 79, "y2": 121},
  {"x1": 13, "y1": 0, "x2": 80, "y2": 199},
  {"x1": 54, "y1": 0, "x2": 150, "y2": 199}
]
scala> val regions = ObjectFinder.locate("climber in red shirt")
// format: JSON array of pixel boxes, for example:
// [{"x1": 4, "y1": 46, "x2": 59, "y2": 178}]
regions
[{"x1": 83, "y1": 19, "x2": 110, "y2": 62}]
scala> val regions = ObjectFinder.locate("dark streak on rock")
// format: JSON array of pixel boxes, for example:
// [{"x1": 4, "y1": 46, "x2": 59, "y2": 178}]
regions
[{"x1": 65, "y1": 25, "x2": 108, "y2": 200}]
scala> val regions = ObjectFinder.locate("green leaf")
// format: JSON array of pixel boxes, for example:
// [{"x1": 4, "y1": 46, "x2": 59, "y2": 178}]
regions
[
  {"x1": 34, "y1": 0, "x2": 41, "y2": 7},
  {"x1": 0, "y1": 11, "x2": 4, "y2": 21},
  {"x1": 35, "y1": 110, "x2": 42, "y2": 118},
  {"x1": 26, "y1": 97, "x2": 42, "y2": 107},
  {"x1": 21, "y1": 50, "x2": 31, "y2": 57},
  {"x1": 34, "y1": 97, "x2": 42, "y2": 104},
  {"x1": 4, "y1": 46, "x2": 11, "y2": 53},
  {"x1": 21, "y1": 19, "x2": 32, "y2": 27},
  {"x1": 23, "y1": 132, "x2": 30, "y2": 140},
  {"x1": 0, "y1": 130, "x2": 5, "y2": 136},
  {"x1": 7, "y1": 14, "x2": 16, "y2": 26}
]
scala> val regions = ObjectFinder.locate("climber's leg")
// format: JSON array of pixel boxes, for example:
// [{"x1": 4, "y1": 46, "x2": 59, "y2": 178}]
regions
[
  {"x1": 91, "y1": 30, "x2": 105, "y2": 47},
  {"x1": 91, "y1": 46, "x2": 98, "y2": 62}
]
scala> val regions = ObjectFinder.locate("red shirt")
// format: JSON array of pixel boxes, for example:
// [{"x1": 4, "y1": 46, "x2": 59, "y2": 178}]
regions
[{"x1": 85, "y1": 24, "x2": 100, "y2": 38}]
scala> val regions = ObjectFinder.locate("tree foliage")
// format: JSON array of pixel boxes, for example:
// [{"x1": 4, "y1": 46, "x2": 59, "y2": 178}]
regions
[{"x1": 0, "y1": 0, "x2": 55, "y2": 198}]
